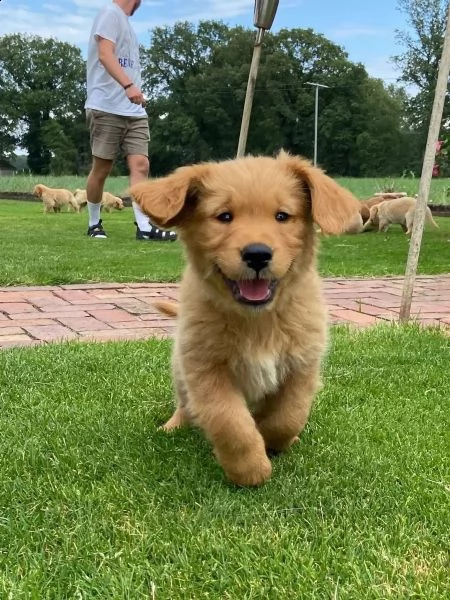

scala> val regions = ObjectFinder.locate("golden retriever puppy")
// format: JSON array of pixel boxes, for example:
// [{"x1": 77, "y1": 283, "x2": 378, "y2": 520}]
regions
[
  {"x1": 73, "y1": 189, "x2": 124, "y2": 212},
  {"x1": 130, "y1": 152, "x2": 361, "y2": 487},
  {"x1": 362, "y1": 196, "x2": 439, "y2": 234},
  {"x1": 359, "y1": 193, "x2": 406, "y2": 224},
  {"x1": 316, "y1": 211, "x2": 363, "y2": 235},
  {"x1": 73, "y1": 189, "x2": 88, "y2": 210},
  {"x1": 34, "y1": 184, "x2": 79, "y2": 213},
  {"x1": 102, "y1": 191, "x2": 124, "y2": 212}
]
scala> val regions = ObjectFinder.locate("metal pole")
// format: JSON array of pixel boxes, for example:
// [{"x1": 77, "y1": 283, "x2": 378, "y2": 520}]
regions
[
  {"x1": 306, "y1": 82, "x2": 329, "y2": 166},
  {"x1": 399, "y1": 3, "x2": 450, "y2": 322},
  {"x1": 236, "y1": 29, "x2": 264, "y2": 158},
  {"x1": 314, "y1": 85, "x2": 319, "y2": 166}
]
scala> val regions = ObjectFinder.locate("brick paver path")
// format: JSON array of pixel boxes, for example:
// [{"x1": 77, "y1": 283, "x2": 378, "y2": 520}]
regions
[{"x1": 0, "y1": 276, "x2": 449, "y2": 348}]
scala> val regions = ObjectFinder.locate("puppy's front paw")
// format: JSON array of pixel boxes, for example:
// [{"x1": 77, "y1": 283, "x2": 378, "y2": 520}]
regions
[
  {"x1": 159, "y1": 406, "x2": 188, "y2": 431},
  {"x1": 217, "y1": 450, "x2": 272, "y2": 487}
]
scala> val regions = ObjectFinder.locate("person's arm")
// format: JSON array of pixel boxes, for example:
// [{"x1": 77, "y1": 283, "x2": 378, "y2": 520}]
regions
[{"x1": 97, "y1": 37, "x2": 145, "y2": 106}]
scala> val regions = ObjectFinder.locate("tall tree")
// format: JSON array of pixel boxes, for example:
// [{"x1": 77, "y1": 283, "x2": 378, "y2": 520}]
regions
[
  {"x1": 393, "y1": 0, "x2": 449, "y2": 131},
  {"x1": 142, "y1": 21, "x2": 409, "y2": 176},
  {"x1": 0, "y1": 34, "x2": 87, "y2": 174},
  {"x1": 0, "y1": 114, "x2": 17, "y2": 159}
]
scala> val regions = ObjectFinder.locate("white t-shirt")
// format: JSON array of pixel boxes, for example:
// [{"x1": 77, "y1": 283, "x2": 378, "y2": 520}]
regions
[{"x1": 85, "y1": 2, "x2": 146, "y2": 117}]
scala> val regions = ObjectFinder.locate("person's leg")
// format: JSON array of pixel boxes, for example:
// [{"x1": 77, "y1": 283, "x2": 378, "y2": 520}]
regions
[
  {"x1": 127, "y1": 153, "x2": 152, "y2": 232},
  {"x1": 86, "y1": 157, "x2": 113, "y2": 231},
  {"x1": 124, "y1": 117, "x2": 177, "y2": 241},
  {"x1": 86, "y1": 110, "x2": 124, "y2": 237}
]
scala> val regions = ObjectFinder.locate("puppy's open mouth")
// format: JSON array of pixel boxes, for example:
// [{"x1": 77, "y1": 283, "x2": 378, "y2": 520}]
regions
[{"x1": 220, "y1": 272, "x2": 278, "y2": 306}]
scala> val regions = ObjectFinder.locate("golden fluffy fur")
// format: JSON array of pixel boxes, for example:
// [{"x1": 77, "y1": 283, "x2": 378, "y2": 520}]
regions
[
  {"x1": 362, "y1": 196, "x2": 439, "y2": 234},
  {"x1": 34, "y1": 184, "x2": 79, "y2": 213},
  {"x1": 130, "y1": 152, "x2": 361, "y2": 487},
  {"x1": 73, "y1": 189, "x2": 124, "y2": 212},
  {"x1": 359, "y1": 193, "x2": 406, "y2": 224}
]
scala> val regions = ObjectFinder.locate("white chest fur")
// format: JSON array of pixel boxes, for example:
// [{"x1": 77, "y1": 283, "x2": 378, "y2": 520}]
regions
[{"x1": 231, "y1": 353, "x2": 290, "y2": 413}]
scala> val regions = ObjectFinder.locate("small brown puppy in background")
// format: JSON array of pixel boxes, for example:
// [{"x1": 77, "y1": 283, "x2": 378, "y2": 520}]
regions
[
  {"x1": 131, "y1": 152, "x2": 361, "y2": 487},
  {"x1": 362, "y1": 196, "x2": 439, "y2": 234},
  {"x1": 34, "y1": 184, "x2": 79, "y2": 213},
  {"x1": 74, "y1": 189, "x2": 124, "y2": 212},
  {"x1": 359, "y1": 193, "x2": 406, "y2": 224}
]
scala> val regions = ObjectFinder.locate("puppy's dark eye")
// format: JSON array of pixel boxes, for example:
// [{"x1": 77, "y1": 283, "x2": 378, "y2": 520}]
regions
[
  {"x1": 275, "y1": 211, "x2": 290, "y2": 222},
  {"x1": 216, "y1": 212, "x2": 233, "y2": 223}
]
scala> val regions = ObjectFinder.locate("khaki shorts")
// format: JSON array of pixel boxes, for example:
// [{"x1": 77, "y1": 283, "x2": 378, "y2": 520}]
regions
[{"x1": 86, "y1": 109, "x2": 150, "y2": 160}]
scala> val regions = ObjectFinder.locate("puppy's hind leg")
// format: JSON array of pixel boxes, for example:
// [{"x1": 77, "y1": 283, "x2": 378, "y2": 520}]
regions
[
  {"x1": 405, "y1": 210, "x2": 414, "y2": 235},
  {"x1": 378, "y1": 218, "x2": 389, "y2": 232}
]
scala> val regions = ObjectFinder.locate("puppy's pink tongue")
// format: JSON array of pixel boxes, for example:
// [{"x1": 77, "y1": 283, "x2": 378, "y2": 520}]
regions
[{"x1": 238, "y1": 279, "x2": 270, "y2": 301}]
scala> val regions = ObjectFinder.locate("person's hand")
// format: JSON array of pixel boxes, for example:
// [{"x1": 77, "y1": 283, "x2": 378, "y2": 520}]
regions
[{"x1": 125, "y1": 84, "x2": 146, "y2": 106}]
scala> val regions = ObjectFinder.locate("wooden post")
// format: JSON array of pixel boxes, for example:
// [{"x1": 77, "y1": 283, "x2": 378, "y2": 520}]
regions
[
  {"x1": 399, "y1": 4, "x2": 450, "y2": 322},
  {"x1": 236, "y1": 29, "x2": 264, "y2": 158}
]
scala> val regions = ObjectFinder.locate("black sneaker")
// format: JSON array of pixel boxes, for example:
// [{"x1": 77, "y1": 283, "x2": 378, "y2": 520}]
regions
[
  {"x1": 135, "y1": 222, "x2": 177, "y2": 242},
  {"x1": 87, "y1": 220, "x2": 107, "y2": 238}
]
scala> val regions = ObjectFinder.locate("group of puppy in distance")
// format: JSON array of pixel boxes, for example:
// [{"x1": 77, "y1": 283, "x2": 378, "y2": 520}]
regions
[
  {"x1": 342, "y1": 191, "x2": 439, "y2": 235},
  {"x1": 33, "y1": 183, "x2": 124, "y2": 214},
  {"x1": 33, "y1": 181, "x2": 438, "y2": 237}
]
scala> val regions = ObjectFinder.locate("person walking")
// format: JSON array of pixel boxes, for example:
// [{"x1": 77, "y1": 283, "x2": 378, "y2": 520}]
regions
[{"x1": 84, "y1": 0, "x2": 176, "y2": 241}]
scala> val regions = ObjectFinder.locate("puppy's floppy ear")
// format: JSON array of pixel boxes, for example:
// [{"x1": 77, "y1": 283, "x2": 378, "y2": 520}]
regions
[
  {"x1": 129, "y1": 164, "x2": 210, "y2": 228},
  {"x1": 278, "y1": 151, "x2": 361, "y2": 235}
]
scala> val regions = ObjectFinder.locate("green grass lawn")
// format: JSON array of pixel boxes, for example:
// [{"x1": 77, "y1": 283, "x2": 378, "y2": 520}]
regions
[
  {"x1": 2, "y1": 174, "x2": 450, "y2": 205},
  {"x1": 0, "y1": 325, "x2": 448, "y2": 598},
  {"x1": 0, "y1": 200, "x2": 449, "y2": 286}
]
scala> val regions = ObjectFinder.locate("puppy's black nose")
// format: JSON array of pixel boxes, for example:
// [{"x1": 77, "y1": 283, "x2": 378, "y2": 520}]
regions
[{"x1": 241, "y1": 243, "x2": 273, "y2": 272}]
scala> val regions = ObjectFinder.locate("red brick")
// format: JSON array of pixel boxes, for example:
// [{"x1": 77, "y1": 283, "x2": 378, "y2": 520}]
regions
[
  {"x1": 164, "y1": 291, "x2": 180, "y2": 301},
  {"x1": 112, "y1": 299, "x2": 162, "y2": 314},
  {"x1": 140, "y1": 313, "x2": 175, "y2": 321},
  {"x1": 6, "y1": 318, "x2": 56, "y2": 327},
  {"x1": 24, "y1": 325, "x2": 79, "y2": 342},
  {"x1": 0, "y1": 326, "x2": 26, "y2": 336},
  {"x1": 0, "y1": 303, "x2": 38, "y2": 314},
  {"x1": 39, "y1": 304, "x2": 115, "y2": 313},
  {"x1": 410, "y1": 303, "x2": 450, "y2": 313},
  {"x1": 59, "y1": 283, "x2": 123, "y2": 290},
  {"x1": 56, "y1": 316, "x2": 111, "y2": 332},
  {"x1": 110, "y1": 319, "x2": 172, "y2": 329},
  {"x1": 0, "y1": 292, "x2": 25, "y2": 302},
  {"x1": 328, "y1": 309, "x2": 378, "y2": 326},
  {"x1": 63, "y1": 300, "x2": 119, "y2": 308},
  {"x1": 29, "y1": 298, "x2": 70, "y2": 308},
  {"x1": 0, "y1": 285, "x2": 60, "y2": 292},
  {"x1": 0, "y1": 339, "x2": 43, "y2": 349},
  {"x1": 124, "y1": 283, "x2": 178, "y2": 290},
  {"x1": 363, "y1": 298, "x2": 401, "y2": 309},
  {"x1": 87, "y1": 292, "x2": 126, "y2": 300},
  {"x1": 87, "y1": 309, "x2": 138, "y2": 323},
  {"x1": 9, "y1": 311, "x2": 88, "y2": 321},
  {"x1": 19, "y1": 291, "x2": 62, "y2": 301},
  {"x1": 0, "y1": 333, "x2": 34, "y2": 343},
  {"x1": 53, "y1": 289, "x2": 95, "y2": 302},
  {"x1": 352, "y1": 303, "x2": 399, "y2": 317}
]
